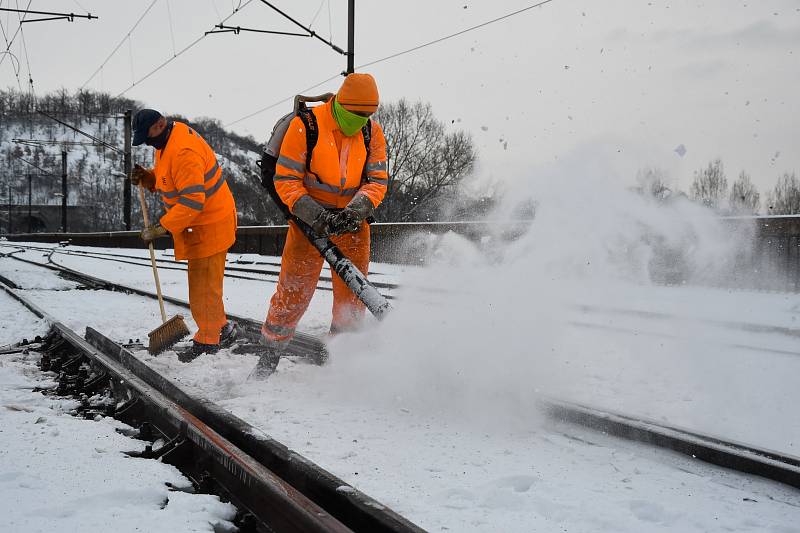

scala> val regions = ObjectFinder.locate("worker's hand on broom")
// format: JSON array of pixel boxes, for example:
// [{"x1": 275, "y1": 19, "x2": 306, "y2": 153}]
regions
[
  {"x1": 130, "y1": 164, "x2": 156, "y2": 189},
  {"x1": 140, "y1": 224, "x2": 168, "y2": 244}
]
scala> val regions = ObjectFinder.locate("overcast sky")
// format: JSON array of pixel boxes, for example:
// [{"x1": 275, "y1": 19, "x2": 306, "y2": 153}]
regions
[{"x1": 3, "y1": 0, "x2": 799, "y2": 193}]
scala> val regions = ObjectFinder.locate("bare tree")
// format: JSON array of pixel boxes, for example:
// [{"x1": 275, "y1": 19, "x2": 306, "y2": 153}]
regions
[
  {"x1": 767, "y1": 172, "x2": 800, "y2": 215},
  {"x1": 634, "y1": 167, "x2": 672, "y2": 200},
  {"x1": 373, "y1": 99, "x2": 476, "y2": 222},
  {"x1": 728, "y1": 171, "x2": 760, "y2": 214},
  {"x1": 690, "y1": 158, "x2": 728, "y2": 209}
]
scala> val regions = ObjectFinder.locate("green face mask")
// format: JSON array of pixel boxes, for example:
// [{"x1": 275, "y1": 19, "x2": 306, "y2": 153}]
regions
[{"x1": 332, "y1": 98, "x2": 370, "y2": 137}]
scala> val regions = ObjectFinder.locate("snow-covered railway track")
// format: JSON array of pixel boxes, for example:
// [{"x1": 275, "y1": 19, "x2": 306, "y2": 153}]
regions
[
  {"x1": 2, "y1": 249, "x2": 328, "y2": 361},
  {"x1": 1, "y1": 243, "x2": 399, "y2": 297},
  {"x1": 20, "y1": 242, "x2": 800, "y2": 361},
  {"x1": 0, "y1": 282, "x2": 424, "y2": 533},
  {"x1": 542, "y1": 397, "x2": 800, "y2": 490},
  {"x1": 3, "y1": 245, "x2": 800, "y2": 525}
]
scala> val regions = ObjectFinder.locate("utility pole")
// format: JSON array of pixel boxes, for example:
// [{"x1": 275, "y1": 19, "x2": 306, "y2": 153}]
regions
[
  {"x1": 27, "y1": 173, "x2": 32, "y2": 233},
  {"x1": 6, "y1": 181, "x2": 11, "y2": 234},
  {"x1": 61, "y1": 150, "x2": 67, "y2": 233},
  {"x1": 123, "y1": 110, "x2": 132, "y2": 230},
  {"x1": 347, "y1": 0, "x2": 355, "y2": 74}
]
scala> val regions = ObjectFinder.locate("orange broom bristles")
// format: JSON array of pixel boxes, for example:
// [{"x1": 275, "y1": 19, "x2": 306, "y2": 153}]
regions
[{"x1": 147, "y1": 314, "x2": 190, "y2": 355}]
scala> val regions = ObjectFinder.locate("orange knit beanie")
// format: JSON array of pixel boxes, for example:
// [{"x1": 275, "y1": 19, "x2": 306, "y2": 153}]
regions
[{"x1": 336, "y1": 73, "x2": 379, "y2": 114}]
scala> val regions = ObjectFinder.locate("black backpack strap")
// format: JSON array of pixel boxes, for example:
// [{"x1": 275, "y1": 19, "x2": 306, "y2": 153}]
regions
[
  {"x1": 361, "y1": 119, "x2": 372, "y2": 182},
  {"x1": 298, "y1": 108, "x2": 319, "y2": 174}
]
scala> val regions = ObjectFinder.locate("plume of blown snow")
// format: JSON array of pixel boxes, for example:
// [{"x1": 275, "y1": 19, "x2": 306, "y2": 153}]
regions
[{"x1": 317, "y1": 149, "x2": 753, "y2": 428}]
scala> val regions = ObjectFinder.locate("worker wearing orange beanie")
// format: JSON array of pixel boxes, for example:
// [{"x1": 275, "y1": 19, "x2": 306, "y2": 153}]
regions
[{"x1": 253, "y1": 73, "x2": 389, "y2": 379}]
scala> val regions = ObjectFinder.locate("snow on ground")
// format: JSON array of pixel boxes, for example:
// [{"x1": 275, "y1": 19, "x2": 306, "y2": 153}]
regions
[
  {"x1": 3, "y1": 243, "x2": 798, "y2": 453},
  {"x1": 0, "y1": 290, "x2": 237, "y2": 533},
  {"x1": 1, "y1": 239, "x2": 800, "y2": 532}
]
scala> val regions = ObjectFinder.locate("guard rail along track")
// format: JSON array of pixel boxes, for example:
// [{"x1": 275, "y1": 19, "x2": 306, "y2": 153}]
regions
[
  {"x1": 2, "y1": 248, "x2": 800, "y2": 498},
  {"x1": 0, "y1": 280, "x2": 425, "y2": 533}
]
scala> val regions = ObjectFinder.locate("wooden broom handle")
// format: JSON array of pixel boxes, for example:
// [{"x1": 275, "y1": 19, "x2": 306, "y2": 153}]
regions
[{"x1": 138, "y1": 183, "x2": 168, "y2": 323}]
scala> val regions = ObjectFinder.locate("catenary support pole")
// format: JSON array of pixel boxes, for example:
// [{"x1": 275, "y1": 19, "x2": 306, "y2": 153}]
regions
[
  {"x1": 27, "y1": 173, "x2": 31, "y2": 233},
  {"x1": 347, "y1": 0, "x2": 354, "y2": 74},
  {"x1": 6, "y1": 181, "x2": 11, "y2": 234},
  {"x1": 123, "y1": 110, "x2": 132, "y2": 230},
  {"x1": 61, "y1": 150, "x2": 67, "y2": 233}
]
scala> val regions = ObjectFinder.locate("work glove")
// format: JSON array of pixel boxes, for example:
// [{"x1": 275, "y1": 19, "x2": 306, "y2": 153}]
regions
[
  {"x1": 130, "y1": 164, "x2": 156, "y2": 189},
  {"x1": 329, "y1": 194, "x2": 374, "y2": 235},
  {"x1": 140, "y1": 224, "x2": 168, "y2": 244},
  {"x1": 292, "y1": 195, "x2": 334, "y2": 237}
]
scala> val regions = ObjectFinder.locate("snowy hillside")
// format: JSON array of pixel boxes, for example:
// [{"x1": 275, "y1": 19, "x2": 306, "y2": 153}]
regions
[{"x1": 0, "y1": 89, "x2": 279, "y2": 230}]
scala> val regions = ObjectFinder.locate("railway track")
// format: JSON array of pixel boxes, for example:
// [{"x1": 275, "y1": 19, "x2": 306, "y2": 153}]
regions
[
  {"x1": 1, "y1": 246, "x2": 800, "y2": 529},
  {"x1": 1, "y1": 246, "x2": 328, "y2": 362},
  {"x1": 0, "y1": 281, "x2": 424, "y2": 532},
  {"x1": 0, "y1": 242, "x2": 400, "y2": 297},
  {"x1": 7, "y1": 242, "x2": 799, "y2": 360}
]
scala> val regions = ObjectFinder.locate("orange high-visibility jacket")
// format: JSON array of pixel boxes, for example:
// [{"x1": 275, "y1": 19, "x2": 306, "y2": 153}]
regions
[
  {"x1": 273, "y1": 99, "x2": 389, "y2": 211},
  {"x1": 152, "y1": 121, "x2": 237, "y2": 260}
]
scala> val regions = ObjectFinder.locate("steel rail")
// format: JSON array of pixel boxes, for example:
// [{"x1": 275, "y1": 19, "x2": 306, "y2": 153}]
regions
[
  {"x1": 541, "y1": 397, "x2": 800, "y2": 490},
  {"x1": 0, "y1": 278, "x2": 424, "y2": 532},
  {"x1": 1, "y1": 315, "x2": 351, "y2": 530},
  {"x1": 86, "y1": 327, "x2": 424, "y2": 533}
]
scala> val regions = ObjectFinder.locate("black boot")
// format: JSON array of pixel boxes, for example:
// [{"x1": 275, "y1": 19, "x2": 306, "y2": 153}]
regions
[
  {"x1": 178, "y1": 341, "x2": 219, "y2": 363},
  {"x1": 247, "y1": 338, "x2": 288, "y2": 380},
  {"x1": 219, "y1": 321, "x2": 238, "y2": 348}
]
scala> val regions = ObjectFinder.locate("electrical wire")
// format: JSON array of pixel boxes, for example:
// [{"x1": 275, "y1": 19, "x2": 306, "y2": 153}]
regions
[
  {"x1": 0, "y1": 10, "x2": 23, "y2": 90},
  {"x1": 17, "y1": 4, "x2": 33, "y2": 94},
  {"x1": 0, "y1": 0, "x2": 30, "y2": 71},
  {"x1": 326, "y1": 0, "x2": 332, "y2": 44},
  {"x1": 225, "y1": 72, "x2": 341, "y2": 127},
  {"x1": 72, "y1": 0, "x2": 89, "y2": 13},
  {"x1": 80, "y1": 0, "x2": 159, "y2": 89},
  {"x1": 308, "y1": 0, "x2": 325, "y2": 28},
  {"x1": 165, "y1": 0, "x2": 177, "y2": 57},
  {"x1": 358, "y1": 0, "x2": 555, "y2": 70},
  {"x1": 225, "y1": 0, "x2": 557, "y2": 127},
  {"x1": 115, "y1": 0, "x2": 253, "y2": 97}
]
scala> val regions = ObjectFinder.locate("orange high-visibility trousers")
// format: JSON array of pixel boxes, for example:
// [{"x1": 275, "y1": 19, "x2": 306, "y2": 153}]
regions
[
  {"x1": 187, "y1": 250, "x2": 228, "y2": 344},
  {"x1": 263, "y1": 221, "x2": 370, "y2": 341}
]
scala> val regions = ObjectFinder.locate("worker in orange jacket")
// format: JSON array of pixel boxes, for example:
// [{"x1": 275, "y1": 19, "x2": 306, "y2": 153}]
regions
[
  {"x1": 129, "y1": 109, "x2": 238, "y2": 361},
  {"x1": 254, "y1": 73, "x2": 389, "y2": 379}
]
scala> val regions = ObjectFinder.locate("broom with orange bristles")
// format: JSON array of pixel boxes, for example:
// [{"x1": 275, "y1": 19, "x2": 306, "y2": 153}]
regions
[{"x1": 137, "y1": 182, "x2": 189, "y2": 354}]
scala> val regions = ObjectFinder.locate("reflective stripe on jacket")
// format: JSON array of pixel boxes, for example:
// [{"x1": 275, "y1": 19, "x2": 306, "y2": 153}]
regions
[
  {"x1": 153, "y1": 121, "x2": 237, "y2": 260},
  {"x1": 274, "y1": 99, "x2": 388, "y2": 211}
]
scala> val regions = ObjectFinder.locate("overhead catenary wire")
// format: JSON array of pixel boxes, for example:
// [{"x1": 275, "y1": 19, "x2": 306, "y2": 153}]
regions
[
  {"x1": 226, "y1": 72, "x2": 341, "y2": 127},
  {"x1": 37, "y1": 109, "x2": 124, "y2": 155},
  {"x1": 80, "y1": 0, "x2": 159, "y2": 90},
  {"x1": 17, "y1": 10, "x2": 33, "y2": 93},
  {"x1": 225, "y1": 0, "x2": 557, "y2": 127},
  {"x1": 358, "y1": 0, "x2": 555, "y2": 70},
  {"x1": 115, "y1": 0, "x2": 254, "y2": 97},
  {"x1": 307, "y1": 0, "x2": 325, "y2": 28},
  {"x1": 0, "y1": 0, "x2": 30, "y2": 71},
  {"x1": 0, "y1": 11, "x2": 23, "y2": 91},
  {"x1": 165, "y1": 0, "x2": 177, "y2": 57}
]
